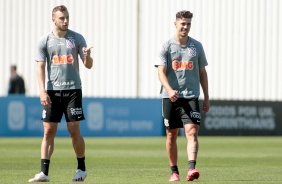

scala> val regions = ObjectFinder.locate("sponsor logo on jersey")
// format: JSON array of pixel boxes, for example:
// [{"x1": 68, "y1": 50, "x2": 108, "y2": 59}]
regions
[
  {"x1": 66, "y1": 39, "x2": 75, "y2": 49},
  {"x1": 53, "y1": 80, "x2": 75, "y2": 87},
  {"x1": 179, "y1": 90, "x2": 194, "y2": 96},
  {"x1": 172, "y1": 60, "x2": 193, "y2": 70},
  {"x1": 188, "y1": 47, "x2": 197, "y2": 57},
  {"x1": 52, "y1": 52, "x2": 74, "y2": 64}
]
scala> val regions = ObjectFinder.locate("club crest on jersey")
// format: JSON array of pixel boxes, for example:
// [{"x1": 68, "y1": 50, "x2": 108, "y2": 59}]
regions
[
  {"x1": 188, "y1": 47, "x2": 196, "y2": 57},
  {"x1": 66, "y1": 39, "x2": 75, "y2": 49}
]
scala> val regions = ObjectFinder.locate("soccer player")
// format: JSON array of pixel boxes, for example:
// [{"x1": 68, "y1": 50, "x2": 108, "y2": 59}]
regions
[
  {"x1": 155, "y1": 10, "x2": 210, "y2": 182},
  {"x1": 28, "y1": 5, "x2": 93, "y2": 182}
]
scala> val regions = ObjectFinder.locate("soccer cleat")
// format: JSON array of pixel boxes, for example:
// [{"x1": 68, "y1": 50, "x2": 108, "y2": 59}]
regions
[
  {"x1": 169, "y1": 173, "x2": 180, "y2": 182},
  {"x1": 72, "y1": 169, "x2": 87, "y2": 182},
  {"x1": 186, "y1": 168, "x2": 200, "y2": 181},
  {"x1": 28, "y1": 172, "x2": 50, "y2": 182}
]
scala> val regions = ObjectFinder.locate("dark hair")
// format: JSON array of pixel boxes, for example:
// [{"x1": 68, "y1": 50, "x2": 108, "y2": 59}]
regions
[
  {"x1": 176, "y1": 10, "x2": 193, "y2": 19},
  {"x1": 11, "y1": 65, "x2": 17, "y2": 70},
  {"x1": 52, "y1": 5, "x2": 68, "y2": 17}
]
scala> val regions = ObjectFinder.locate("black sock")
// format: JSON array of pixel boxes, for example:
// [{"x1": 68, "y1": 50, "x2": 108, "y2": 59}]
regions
[
  {"x1": 171, "y1": 165, "x2": 179, "y2": 174},
  {"x1": 188, "y1": 160, "x2": 196, "y2": 170},
  {"x1": 41, "y1": 159, "x2": 50, "y2": 176},
  {"x1": 77, "y1": 157, "x2": 86, "y2": 171}
]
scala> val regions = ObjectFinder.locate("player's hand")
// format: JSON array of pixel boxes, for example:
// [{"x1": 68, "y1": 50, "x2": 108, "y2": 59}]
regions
[
  {"x1": 168, "y1": 90, "x2": 178, "y2": 102},
  {"x1": 40, "y1": 91, "x2": 52, "y2": 108},
  {"x1": 82, "y1": 46, "x2": 93, "y2": 57},
  {"x1": 202, "y1": 98, "x2": 210, "y2": 113}
]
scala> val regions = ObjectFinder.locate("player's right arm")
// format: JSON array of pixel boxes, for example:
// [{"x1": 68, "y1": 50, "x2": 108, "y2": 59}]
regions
[
  {"x1": 37, "y1": 61, "x2": 51, "y2": 107},
  {"x1": 157, "y1": 65, "x2": 178, "y2": 102},
  {"x1": 156, "y1": 41, "x2": 178, "y2": 102}
]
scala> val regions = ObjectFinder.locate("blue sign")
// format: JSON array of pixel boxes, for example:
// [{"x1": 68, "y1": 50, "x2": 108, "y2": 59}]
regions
[{"x1": 0, "y1": 96, "x2": 164, "y2": 137}]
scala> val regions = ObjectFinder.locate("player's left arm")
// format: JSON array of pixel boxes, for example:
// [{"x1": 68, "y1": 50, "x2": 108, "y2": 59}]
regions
[
  {"x1": 82, "y1": 46, "x2": 93, "y2": 69},
  {"x1": 199, "y1": 67, "x2": 210, "y2": 112}
]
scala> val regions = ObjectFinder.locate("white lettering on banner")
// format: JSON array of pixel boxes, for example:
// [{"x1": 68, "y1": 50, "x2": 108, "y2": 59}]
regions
[
  {"x1": 8, "y1": 101, "x2": 25, "y2": 130},
  {"x1": 106, "y1": 107, "x2": 129, "y2": 116},
  {"x1": 27, "y1": 118, "x2": 67, "y2": 131},
  {"x1": 106, "y1": 119, "x2": 130, "y2": 133},
  {"x1": 57, "y1": 123, "x2": 67, "y2": 130},
  {"x1": 204, "y1": 105, "x2": 276, "y2": 130},
  {"x1": 238, "y1": 106, "x2": 257, "y2": 116},
  {"x1": 106, "y1": 119, "x2": 154, "y2": 132},
  {"x1": 131, "y1": 120, "x2": 153, "y2": 130},
  {"x1": 27, "y1": 118, "x2": 43, "y2": 131},
  {"x1": 87, "y1": 102, "x2": 104, "y2": 130},
  {"x1": 205, "y1": 117, "x2": 275, "y2": 130},
  {"x1": 259, "y1": 107, "x2": 274, "y2": 117},
  {"x1": 208, "y1": 106, "x2": 236, "y2": 116}
]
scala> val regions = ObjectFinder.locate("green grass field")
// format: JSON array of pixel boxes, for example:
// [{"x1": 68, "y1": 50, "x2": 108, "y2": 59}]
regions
[{"x1": 0, "y1": 136, "x2": 282, "y2": 184}]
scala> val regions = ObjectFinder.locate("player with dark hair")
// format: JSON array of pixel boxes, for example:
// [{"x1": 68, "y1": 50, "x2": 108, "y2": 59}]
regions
[
  {"x1": 155, "y1": 10, "x2": 210, "y2": 182},
  {"x1": 28, "y1": 5, "x2": 93, "y2": 182}
]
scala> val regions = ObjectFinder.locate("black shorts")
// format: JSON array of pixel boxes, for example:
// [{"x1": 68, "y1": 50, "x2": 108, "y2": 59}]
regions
[
  {"x1": 162, "y1": 98, "x2": 201, "y2": 129},
  {"x1": 42, "y1": 89, "x2": 85, "y2": 123}
]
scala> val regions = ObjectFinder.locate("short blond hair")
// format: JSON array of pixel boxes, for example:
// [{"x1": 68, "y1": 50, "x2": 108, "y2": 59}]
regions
[{"x1": 52, "y1": 5, "x2": 68, "y2": 18}]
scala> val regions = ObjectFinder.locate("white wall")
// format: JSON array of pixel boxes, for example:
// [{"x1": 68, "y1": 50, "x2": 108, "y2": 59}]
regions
[{"x1": 1, "y1": 0, "x2": 281, "y2": 100}]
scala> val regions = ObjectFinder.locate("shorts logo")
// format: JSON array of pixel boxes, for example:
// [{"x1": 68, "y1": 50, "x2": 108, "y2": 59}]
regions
[
  {"x1": 164, "y1": 118, "x2": 169, "y2": 127},
  {"x1": 70, "y1": 108, "x2": 83, "y2": 115},
  {"x1": 190, "y1": 111, "x2": 201, "y2": 119},
  {"x1": 66, "y1": 39, "x2": 75, "y2": 49},
  {"x1": 42, "y1": 110, "x2": 47, "y2": 119}
]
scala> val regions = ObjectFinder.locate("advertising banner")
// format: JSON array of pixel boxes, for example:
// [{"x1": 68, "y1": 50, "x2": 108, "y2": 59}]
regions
[
  {"x1": 1, "y1": 97, "x2": 281, "y2": 136},
  {"x1": 200, "y1": 100, "x2": 282, "y2": 135},
  {"x1": 0, "y1": 96, "x2": 163, "y2": 137}
]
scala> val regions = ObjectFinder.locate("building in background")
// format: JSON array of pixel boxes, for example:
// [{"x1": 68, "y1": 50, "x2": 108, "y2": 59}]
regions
[{"x1": 0, "y1": 0, "x2": 281, "y2": 101}]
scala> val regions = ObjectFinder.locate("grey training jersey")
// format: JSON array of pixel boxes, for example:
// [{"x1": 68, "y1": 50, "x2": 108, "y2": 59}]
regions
[
  {"x1": 35, "y1": 30, "x2": 87, "y2": 90},
  {"x1": 155, "y1": 37, "x2": 208, "y2": 98}
]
